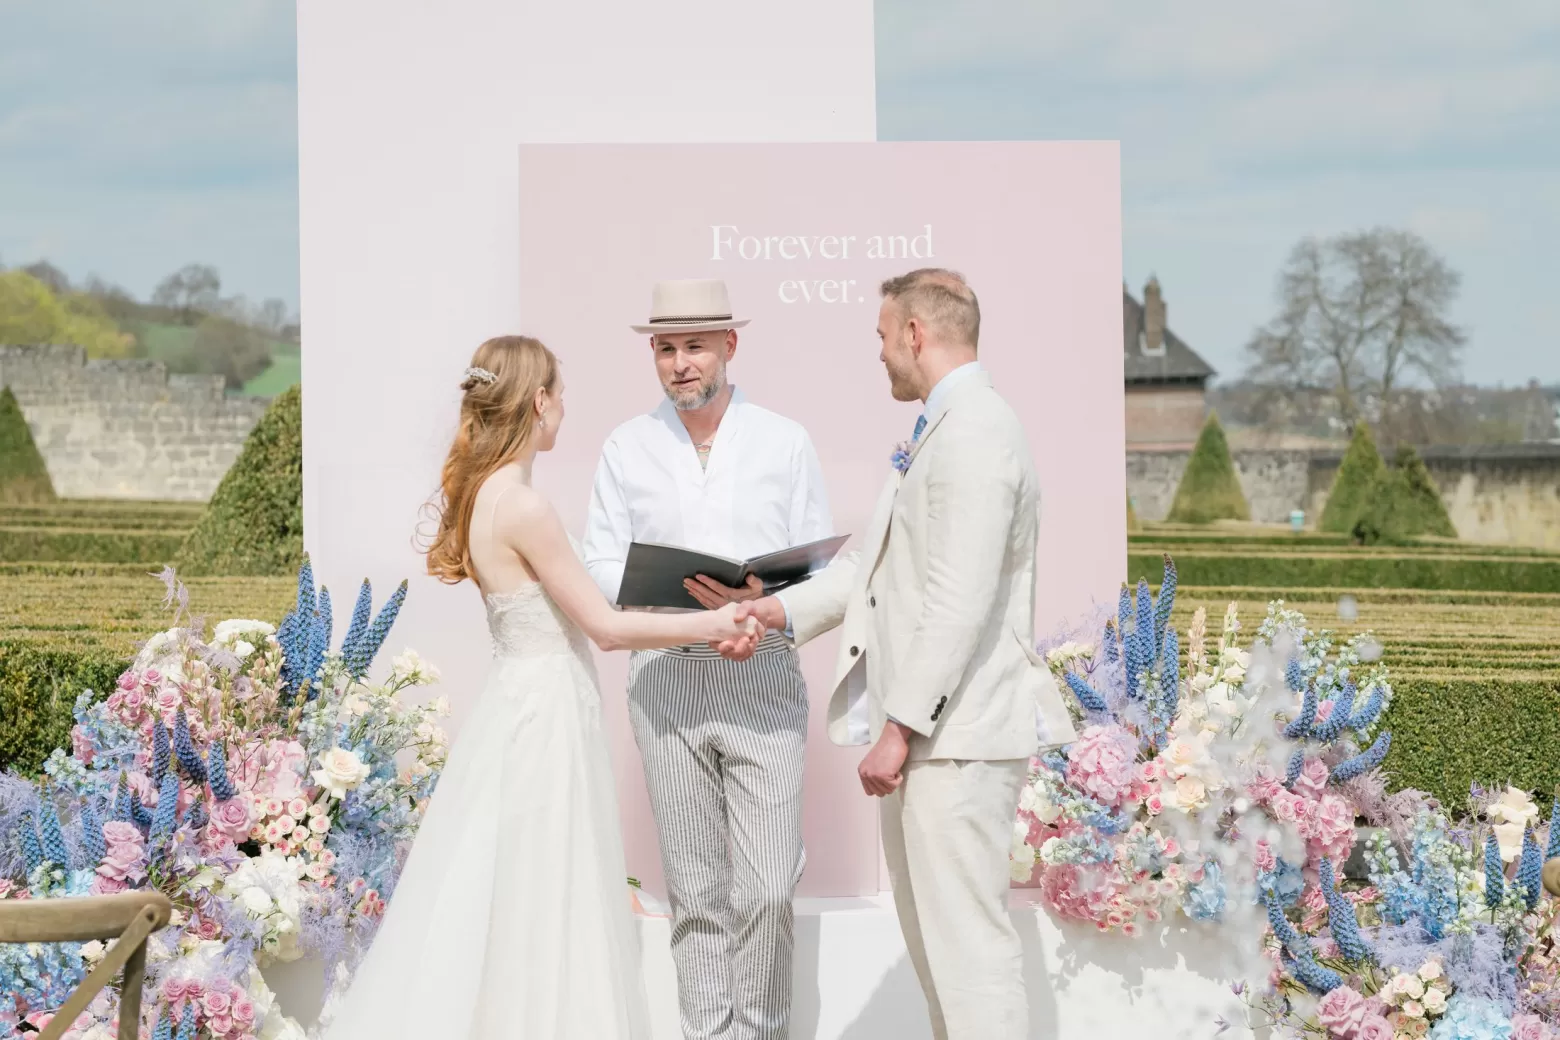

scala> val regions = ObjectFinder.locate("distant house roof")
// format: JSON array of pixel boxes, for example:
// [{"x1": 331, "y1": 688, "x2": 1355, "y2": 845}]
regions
[{"x1": 1123, "y1": 288, "x2": 1216, "y2": 387}]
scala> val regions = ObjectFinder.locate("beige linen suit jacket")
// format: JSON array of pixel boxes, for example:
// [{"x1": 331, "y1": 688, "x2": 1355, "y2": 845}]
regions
[{"x1": 780, "y1": 370, "x2": 1077, "y2": 761}]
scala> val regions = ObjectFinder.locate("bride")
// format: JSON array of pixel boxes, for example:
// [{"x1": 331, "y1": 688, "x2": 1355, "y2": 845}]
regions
[{"x1": 325, "y1": 335, "x2": 760, "y2": 1038}]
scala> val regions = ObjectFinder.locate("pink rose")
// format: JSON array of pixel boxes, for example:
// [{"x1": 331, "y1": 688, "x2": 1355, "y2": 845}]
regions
[
  {"x1": 142, "y1": 668, "x2": 161, "y2": 686},
  {"x1": 126, "y1": 771, "x2": 157, "y2": 807},
  {"x1": 1272, "y1": 791, "x2": 1302, "y2": 824},
  {"x1": 1513, "y1": 1015, "x2": 1551, "y2": 1040},
  {"x1": 233, "y1": 999, "x2": 255, "y2": 1026},
  {"x1": 209, "y1": 796, "x2": 255, "y2": 840},
  {"x1": 1311, "y1": 794, "x2": 1357, "y2": 863},
  {"x1": 202, "y1": 990, "x2": 232, "y2": 1017},
  {"x1": 1355, "y1": 1015, "x2": 1393, "y2": 1040},
  {"x1": 106, "y1": 691, "x2": 125, "y2": 711},
  {"x1": 117, "y1": 671, "x2": 139, "y2": 691},
  {"x1": 101, "y1": 821, "x2": 141, "y2": 847},
  {"x1": 163, "y1": 978, "x2": 189, "y2": 1002},
  {"x1": 155, "y1": 688, "x2": 182, "y2": 722},
  {"x1": 91, "y1": 874, "x2": 127, "y2": 895},
  {"x1": 1255, "y1": 839, "x2": 1277, "y2": 873},
  {"x1": 1248, "y1": 768, "x2": 1283, "y2": 804},
  {"x1": 124, "y1": 689, "x2": 145, "y2": 712},
  {"x1": 1316, "y1": 986, "x2": 1367, "y2": 1038},
  {"x1": 1295, "y1": 757, "x2": 1330, "y2": 800},
  {"x1": 208, "y1": 1014, "x2": 234, "y2": 1035},
  {"x1": 195, "y1": 915, "x2": 222, "y2": 940},
  {"x1": 1146, "y1": 794, "x2": 1164, "y2": 816}
]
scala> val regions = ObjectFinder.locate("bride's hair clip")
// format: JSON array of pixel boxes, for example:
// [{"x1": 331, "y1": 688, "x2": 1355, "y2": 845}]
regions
[{"x1": 460, "y1": 366, "x2": 498, "y2": 390}]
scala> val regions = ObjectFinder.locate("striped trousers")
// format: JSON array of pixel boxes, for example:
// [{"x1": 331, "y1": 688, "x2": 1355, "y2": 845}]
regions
[{"x1": 627, "y1": 634, "x2": 808, "y2": 1040}]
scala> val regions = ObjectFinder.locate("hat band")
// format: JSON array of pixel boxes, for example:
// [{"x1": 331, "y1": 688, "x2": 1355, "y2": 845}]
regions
[{"x1": 648, "y1": 313, "x2": 733, "y2": 325}]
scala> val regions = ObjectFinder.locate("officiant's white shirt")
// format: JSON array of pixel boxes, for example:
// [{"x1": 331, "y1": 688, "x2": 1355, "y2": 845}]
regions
[{"x1": 583, "y1": 386, "x2": 833, "y2": 602}]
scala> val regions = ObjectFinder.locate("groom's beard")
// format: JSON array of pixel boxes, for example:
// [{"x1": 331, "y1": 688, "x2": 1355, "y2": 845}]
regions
[{"x1": 665, "y1": 368, "x2": 727, "y2": 411}]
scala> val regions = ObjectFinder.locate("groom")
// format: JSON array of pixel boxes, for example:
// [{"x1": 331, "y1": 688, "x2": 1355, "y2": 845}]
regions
[
  {"x1": 725, "y1": 268, "x2": 1077, "y2": 1039},
  {"x1": 583, "y1": 278, "x2": 832, "y2": 1040}
]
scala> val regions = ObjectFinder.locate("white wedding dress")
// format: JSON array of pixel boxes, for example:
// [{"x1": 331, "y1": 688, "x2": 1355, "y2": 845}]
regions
[{"x1": 324, "y1": 567, "x2": 653, "y2": 1038}]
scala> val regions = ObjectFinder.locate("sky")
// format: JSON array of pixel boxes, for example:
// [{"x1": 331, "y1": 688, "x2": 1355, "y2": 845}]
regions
[{"x1": 2, "y1": 2, "x2": 1557, "y2": 384}]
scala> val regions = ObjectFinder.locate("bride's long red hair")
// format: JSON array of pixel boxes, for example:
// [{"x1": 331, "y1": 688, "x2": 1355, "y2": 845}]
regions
[{"x1": 424, "y1": 335, "x2": 559, "y2": 584}]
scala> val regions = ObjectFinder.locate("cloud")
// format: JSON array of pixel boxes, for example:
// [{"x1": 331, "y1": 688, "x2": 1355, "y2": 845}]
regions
[
  {"x1": 877, "y1": 0, "x2": 1560, "y2": 384},
  {"x1": 0, "y1": 0, "x2": 297, "y2": 304}
]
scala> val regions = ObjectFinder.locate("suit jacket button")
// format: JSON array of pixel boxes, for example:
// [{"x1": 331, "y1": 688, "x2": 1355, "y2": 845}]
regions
[
  {"x1": 849, "y1": 646, "x2": 860, "y2": 657},
  {"x1": 869, "y1": 596, "x2": 876, "y2": 607}
]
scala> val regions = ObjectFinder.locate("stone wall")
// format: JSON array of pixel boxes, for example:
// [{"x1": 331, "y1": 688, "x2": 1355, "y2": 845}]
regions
[
  {"x1": 1129, "y1": 444, "x2": 1560, "y2": 548},
  {"x1": 1127, "y1": 449, "x2": 1312, "y2": 524},
  {"x1": 0, "y1": 344, "x2": 268, "y2": 501}
]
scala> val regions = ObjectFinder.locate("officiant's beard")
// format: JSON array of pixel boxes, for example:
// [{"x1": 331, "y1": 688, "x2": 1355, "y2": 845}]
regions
[{"x1": 665, "y1": 368, "x2": 727, "y2": 411}]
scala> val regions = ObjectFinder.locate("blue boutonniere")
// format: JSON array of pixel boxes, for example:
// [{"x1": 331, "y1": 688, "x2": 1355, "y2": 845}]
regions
[{"x1": 890, "y1": 441, "x2": 913, "y2": 474}]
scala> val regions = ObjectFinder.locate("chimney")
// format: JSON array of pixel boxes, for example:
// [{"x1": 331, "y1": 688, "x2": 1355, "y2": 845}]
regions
[{"x1": 1143, "y1": 275, "x2": 1166, "y2": 355}]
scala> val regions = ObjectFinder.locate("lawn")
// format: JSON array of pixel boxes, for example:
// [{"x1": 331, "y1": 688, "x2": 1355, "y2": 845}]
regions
[{"x1": 133, "y1": 320, "x2": 299, "y2": 398}]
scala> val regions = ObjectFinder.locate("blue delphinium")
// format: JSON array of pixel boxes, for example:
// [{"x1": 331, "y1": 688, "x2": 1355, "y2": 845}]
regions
[
  {"x1": 13, "y1": 810, "x2": 44, "y2": 876},
  {"x1": 150, "y1": 770, "x2": 181, "y2": 845},
  {"x1": 318, "y1": 584, "x2": 334, "y2": 651},
  {"x1": 152, "y1": 1007, "x2": 175, "y2": 1040},
  {"x1": 341, "y1": 578, "x2": 374, "y2": 664},
  {"x1": 151, "y1": 718, "x2": 171, "y2": 782},
  {"x1": 1283, "y1": 682, "x2": 1318, "y2": 739},
  {"x1": 79, "y1": 801, "x2": 106, "y2": 866},
  {"x1": 172, "y1": 708, "x2": 207, "y2": 784},
  {"x1": 1547, "y1": 798, "x2": 1560, "y2": 862},
  {"x1": 1152, "y1": 554, "x2": 1176, "y2": 650},
  {"x1": 1101, "y1": 617, "x2": 1119, "y2": 664},
  {"x1": 1518, "y1": 828, "x2": 1543, "y2": 911},
  {"x1": 1319, "y1": 858, "x2": 1372, "y2": 962},
  {"x1": 1367, "y1": 815, "x2": 1461, "y2": 939},
  {"x1": 1155, "y1": 627, "x2": 1179, "y2": 738},
  {"x1": 1346, "y1": 682, "x2": 1388, "y2": 731},
  {"x1": 1284, "y1": 953, "x2": 1345, "y2": 995},
  {"x1": 129, "y1": 789, "x2": 154, "y2": 829},
  {"x1": 1182, "y1": 859, "x2": 1226, "y2": 921},
  {"x1": 208, "y1": 739, "x2": 237, "y2": 802},
  {"x1": 113, "y1": 776, "x2": 133, "y2": 823},
  {"x1": 37, "y1": 797, "x2": 70, "y2": 869},
  {"x1": 1311, "y1": 680, "x2": 1357, "y2": 742},
  {"x1": 1283, "y1": 748, "x2": 1305, "y2": 789},
  {"x1": 1285, "y1": 657, "x2": 1304, "y2": 692},
  {"x1": 1131, "y1": 579, "x2": 1154, "y2": 698},
  {"x1": 1329, "y1": 732, "x2": 1391, "y2": 784},
  {"x1": 1483, "y1": 834, "x2": 1504, "y2": 910},
  {"x1": 0, "y1": 938, "x2": 88, "y2": 1025},
  {"x1": 176, "y1": 1000, "x2": 198, "y2": 1040},
  {"x1": 1063, "y1": 671, "x2": 1109, "y2": 714},
  {"x1": 347, "y1": 580, "x2": 409, "y2": 680}
]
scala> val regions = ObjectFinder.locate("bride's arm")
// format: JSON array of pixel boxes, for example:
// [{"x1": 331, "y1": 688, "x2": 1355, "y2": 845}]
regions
[{"x1": 501, "y1": 486, "x2": 753, "y2": 652}]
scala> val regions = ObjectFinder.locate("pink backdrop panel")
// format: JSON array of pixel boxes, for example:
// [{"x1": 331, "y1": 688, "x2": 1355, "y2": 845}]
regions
[{"x1": 516, "y1": 142, "x2": 1124, "y2": 898}]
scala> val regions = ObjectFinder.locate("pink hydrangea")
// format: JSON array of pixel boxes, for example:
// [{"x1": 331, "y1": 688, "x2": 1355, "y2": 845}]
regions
[
  {"x1": 1066, "y1": 724, "x2": 1141, "y2": 808},
  {"x1": 1316, "y1": 985, "x2": 1367, "y2": 1038}
]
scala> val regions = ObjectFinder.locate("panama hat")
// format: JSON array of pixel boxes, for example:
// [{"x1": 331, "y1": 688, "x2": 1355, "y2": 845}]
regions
[{"x1": 630, "y1": 278, "x2": 751, "y2": 335}]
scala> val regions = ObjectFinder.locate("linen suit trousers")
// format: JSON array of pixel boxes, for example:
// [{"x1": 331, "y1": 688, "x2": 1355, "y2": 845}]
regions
[
  {"x1": 627, "y1": 635, "x2": 808, "y2": 1040},
  {"x1": 880, "y1": 757, "x2": 1031, "y2": 1040}
]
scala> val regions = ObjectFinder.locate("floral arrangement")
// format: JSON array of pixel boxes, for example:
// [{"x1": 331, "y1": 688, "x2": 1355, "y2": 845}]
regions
[
  {"x1": 0, "y1": 561, "x2": 447, "y2": 1039},
  {"x1": 1016, "y1": 554, "x2": 1560, "y2": 1040}
]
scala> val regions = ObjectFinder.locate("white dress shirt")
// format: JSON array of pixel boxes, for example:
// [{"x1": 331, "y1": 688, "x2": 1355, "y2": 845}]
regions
[
  {"x1": 583, "y1": 386, "x2": 834, "y2": 604},
  {"x1": 779, "y1": 361, "x2": 985, "y2": 740}
]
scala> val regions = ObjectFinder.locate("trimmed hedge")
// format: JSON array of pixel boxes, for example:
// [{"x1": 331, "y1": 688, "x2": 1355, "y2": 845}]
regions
[
  {"x1": 175, "y1": 384, "x2": 303, "y2": 576},
  {"x1": 0, "y1": 640, "x2": 122, "y2": 774},
  {"x1": 0, "y1": 527, "x2": 186, "y2": 564},
  {"x1": 0, "y1": 386, "x2": 55, "y2": 505},
  {"x1": 1394, "y1": 445, "x2": 1458, "y2": 539},
  {"x1": 1131, "y1": 551, "x2": 1560, "y2": 593},
  {"x1": 1383, "y1": 678, "x2": 1560, "y2": 812},
  {"x1": 1320, "y1": 422, "x2": 1384, "y2": 534},
  {"x1": 1166, "y1": 413, "x2": 1250, "y2": 523}
]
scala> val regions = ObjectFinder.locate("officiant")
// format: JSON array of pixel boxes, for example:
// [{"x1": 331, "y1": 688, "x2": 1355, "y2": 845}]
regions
[{"x1": 583, "y1": 278, "x2": 832, "y2": 1040}]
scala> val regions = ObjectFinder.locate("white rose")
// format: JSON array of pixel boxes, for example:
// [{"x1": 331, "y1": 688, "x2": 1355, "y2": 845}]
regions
[
  {"x1": 313, "y1": 747, "x2": 372, "y2": 799},
  {"x1": 337, "y1": 694, "x2": 371, "y2": 722},
  {"x1": 1420, "y1": 987, "x2": 1447, "y2": 1015},
  {"x1": 213, "y1": 619, "x2": 276, "y2": 646},
  {"x1": 1490, "y1": 786, "x2": 1540, "y2": 827},
  {"x1": 233, "y1": 640, "x2": 256, "y2": 659},
  {"x1": 1493, "y1": 820, "x2": 1527, "y2": 864},
  {"x1": 1401, "y1": 974, "x2": 1424, "y2": 1000},
  {"x1": 1172, "y1": 776, "x2": 1208, "y2": 812},
  {"x1": 79, "y1": 940, "x2": 105, "y2": 962},
  {"x1": 1009, "y1": 843, "x2": 1037, "y2": 881},
  {"x1": 1417, "y1": 960, "x2": 1442, "y2": 982}
]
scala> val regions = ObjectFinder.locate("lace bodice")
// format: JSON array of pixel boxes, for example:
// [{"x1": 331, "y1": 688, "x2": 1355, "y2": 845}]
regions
[{"x1": 484, "y1": 581, "x2": 594, "y2": 664}]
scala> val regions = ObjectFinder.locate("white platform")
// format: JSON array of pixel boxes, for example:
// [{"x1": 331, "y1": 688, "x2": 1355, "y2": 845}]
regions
[{"x1": 269, "y1": 893, "x2": 1254, "y2": 1038}]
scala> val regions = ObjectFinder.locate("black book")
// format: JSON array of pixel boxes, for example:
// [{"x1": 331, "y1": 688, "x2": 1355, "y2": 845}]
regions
[{"x1": 616, "y1": 534, "x2": 850, "y2": 610}]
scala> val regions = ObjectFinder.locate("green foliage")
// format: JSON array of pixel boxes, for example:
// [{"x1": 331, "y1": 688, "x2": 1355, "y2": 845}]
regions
[
  {"x1": 1393, "y1": 445, "x2": 1457, "y2": 538},
  {"x1": 0, "y1": 387, "x2": 55, "y2": 505},
  {"x1": 0, "y1": 270, "x2": 134, "y2": 358},
  {"x1": 1166, "y1": 413, "x2": 1250, "y2": 524},
  {"x1": 1382, "y1": 678, "x2": 1560, "y2": 812},
  {"x1": 175, "y1": 385, "x2": 303, "y2": 576},
  {"x1": 1320, "y1": 422, "x2": 1384, "y2": 534},
  {"x1": 0, "y1": 641, "x2": 121, "y2": 773},
  {"x1": 0, "y1": 528, "x2": 185, "y2": 564},
  {"x1": 1128, "y1": 550, "x2": 1560, "y2": 593},
  {"x1": 243, "y1": 346, "x2": 301, "y2": 397},
  {"x1": 1126, "y1": 497, "x2": 1142, "y2": 533}
]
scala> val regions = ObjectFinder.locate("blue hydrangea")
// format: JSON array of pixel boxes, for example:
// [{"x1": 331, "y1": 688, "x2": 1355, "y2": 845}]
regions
[
  {"x1": 1428, "y1": 994, "x2": 1513, "y2": 1040},
  {"x1": 1182, "y1": 859, "x2": 1226, "y2": 921}
]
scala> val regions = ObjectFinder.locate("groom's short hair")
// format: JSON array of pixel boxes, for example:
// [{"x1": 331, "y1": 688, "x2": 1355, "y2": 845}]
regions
[{"x1": 879, "y1": 268, "x2": 980, "y2": 349}]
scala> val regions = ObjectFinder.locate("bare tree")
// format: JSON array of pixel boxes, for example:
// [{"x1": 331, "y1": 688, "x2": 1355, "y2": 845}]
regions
[
  {"x1": 151, "y1": 263, "x2": 222, "y2": 324},
  {"x1": 1243, "y1": 228, "x2": 1465, "y2": 426}
]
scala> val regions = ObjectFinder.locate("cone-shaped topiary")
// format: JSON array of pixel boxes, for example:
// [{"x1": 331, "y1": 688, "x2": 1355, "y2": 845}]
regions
[
  {"x1": 1166, "y1": 412, "x2": 1250, "y2": 523},
  {"x1": 1320, "y1": 422, "x2": 1384, "y2": 534},
  {"x1": 1392, "y1": 445, "x2": 1456, "y2": 538},
  {"x1": 175, "y1": 384, "x2": 302, "y2": 575},
  {"x1": 0, "y1": 386, "x2": 56, "y2": 504}
]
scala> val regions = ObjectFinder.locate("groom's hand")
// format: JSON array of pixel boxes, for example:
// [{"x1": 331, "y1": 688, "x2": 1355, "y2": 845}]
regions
[
  {"x1": 684, "y1": 574, "x2": 764, "y2": 609},
  {"x1": 710, "y1": 595, "x2": 785, "y2": 660},
  {"x1": 859, "y1": 721, "x2": 912, "y2": 797}
]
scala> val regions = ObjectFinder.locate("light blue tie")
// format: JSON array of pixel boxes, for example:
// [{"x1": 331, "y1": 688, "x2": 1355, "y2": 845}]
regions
[{"x1": 912, "y1": 415, "x2": 927, "y2": 443}]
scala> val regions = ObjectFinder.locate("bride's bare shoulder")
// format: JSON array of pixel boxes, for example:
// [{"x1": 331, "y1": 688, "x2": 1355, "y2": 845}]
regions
[{"x1": 479, "y1": 476, "x2": 557, "y2": 529}]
